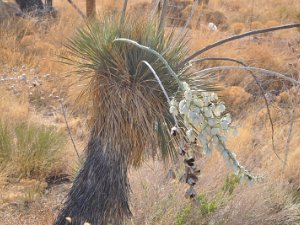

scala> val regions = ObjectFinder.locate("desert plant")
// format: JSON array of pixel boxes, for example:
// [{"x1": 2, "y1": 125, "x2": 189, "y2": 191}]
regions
[
  {"x1": 0, "y1": 118, "x2": 66, "y2": 178},
  {"x1": 54, "y1": 3, "x2": 300, "y2": 224},
  {"x1": 55, "y1": 14, "x2": 199, "y2": 225},
  {"x1": 175, "y1": 194, "x2": 217, "y2": 225},
  {"x1": 12, "y1": 122, "x2": 66, "y2": 178},
  {"x1": 221, "y1": 174, "x2": 241, "y2": 195},
  {"x1": 175, "y1": 204, "x2": 192, "y2": 225}
]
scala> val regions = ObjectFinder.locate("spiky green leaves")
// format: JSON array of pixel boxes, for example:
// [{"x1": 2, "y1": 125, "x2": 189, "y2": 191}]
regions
[{"x1": 62, "y1": 16, "x2": 191, "y2": 165}]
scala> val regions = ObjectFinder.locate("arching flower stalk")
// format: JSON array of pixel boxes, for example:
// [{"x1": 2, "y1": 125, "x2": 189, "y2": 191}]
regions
[
  {"x1": 115, "y1": 38, "x2": 259, "y2": 198},
  {"x1": 54, "y1": 7, "x2": 299, "y2": 222}
]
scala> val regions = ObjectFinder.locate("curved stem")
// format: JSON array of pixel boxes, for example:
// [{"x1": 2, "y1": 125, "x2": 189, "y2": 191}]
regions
[
  {"x1": 120, "y1": 0, "x2": 128, "y2": 27},
  {"x1": 179, "y1": 23, "x2": 300, "y2": 67},
  {"x1": 142, "y1": 61, "x2": 171, "y2": 104},
  {"x1": 114, "y1": 38, "x2": 182, "y2": 87},
  {"x1": 159, "y1": 0, "x2": 169, "y2": 34},
  {"x1": 142, "y1": 60, "x2": 179, "y2": 127},
  {"x1": 191, "y1": 65, "x2": 300, "y2": 85}
]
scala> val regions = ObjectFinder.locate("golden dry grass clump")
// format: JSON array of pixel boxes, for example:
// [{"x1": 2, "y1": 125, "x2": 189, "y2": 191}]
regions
[
  {"x1": 231, "y1": 22, "x2": 245, "y2": 34},
  {"x1": 0, "y1": 0, "x2": 300, "y2": 224},
  {"x1": 220, "y1": 86, "x2": 252, "y2": 115}
]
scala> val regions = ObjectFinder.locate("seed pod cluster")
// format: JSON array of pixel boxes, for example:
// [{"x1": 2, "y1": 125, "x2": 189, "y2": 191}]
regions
[{"x1": 169, "y1": 82, "x2": 258, "y2": 198}]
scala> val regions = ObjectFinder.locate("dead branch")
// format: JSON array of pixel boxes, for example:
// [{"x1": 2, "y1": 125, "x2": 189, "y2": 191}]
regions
[
  {"x1": 191, "y1": 65, "x2": 300, "y2": 85},
  {"x1": 59, "y1": 98, "x2": 80, "y2": 159},
  {"x1": 179, "y1": 23, "x2": 300, "y2": 67},
  {"x1": 282, "y1": 85, "x2": 299, "y2": 172},
  {"x1": 120, "y1": 0, "x2": 129, "y2": 27},
  {"x1": 67, "y1": 0, "x2": 86, "y2": 18},
  {"x1": 159, "y1": 0, "x2": 169, "y2": 34}
]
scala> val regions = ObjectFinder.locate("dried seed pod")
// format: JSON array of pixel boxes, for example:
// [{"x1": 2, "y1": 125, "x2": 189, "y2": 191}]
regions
[
  {"x1": 185, "y1": 186, "x2": 196, "y2": 199},
  {"x1": 166, "y1": 169, "x2": 176, "y2": 180},
  {"x1": 179, "y1": 173, "x2": 187, "y2": 183},
  {"x1": 184, "y1": 157, "x2": 195, "y2": 167},
  {"x1": 192, "y1": 168, "x2": 201, "y2": 174},
  {"x1": 170, "y1": 126, "x2": 178, "y2": 136},
  {"x1": 178, "y1": 146, "x2": 186, "y2": 156},
  {"x1": 186, "y1": 174, "x2": 198, "y2": 186}
]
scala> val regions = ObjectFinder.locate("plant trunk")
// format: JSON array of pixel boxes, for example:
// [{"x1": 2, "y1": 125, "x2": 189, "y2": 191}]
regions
[
  {"x1": 54, "y1": 134, "x2": 131, "y2": 225},
  {"x1": 15, "y1": 0, "x2": 44, "y2": 12},
  {"x1": 86, "y1": 0, "x2": 96, "y2": 18}
]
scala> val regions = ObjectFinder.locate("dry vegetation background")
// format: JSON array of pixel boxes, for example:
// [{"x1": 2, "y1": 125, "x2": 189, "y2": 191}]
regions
[{"x1": 0, "y1": 0, "x2": 300, "y2": 224}]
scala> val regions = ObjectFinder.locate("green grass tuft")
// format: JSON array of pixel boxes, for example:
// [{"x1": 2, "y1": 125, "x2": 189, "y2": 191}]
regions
[
  {"x1": 0, "y1": 121, "x2": 13, "y2": 165},
  {"x1": 0, "y1": 120, "x2": 66, "y2": 179},
  {"x1": 221, "y1": 174, "x2": 241, "y2": 195},
  {"x1": 175, "y1": 204, "x2": 192, "y2": 225}
]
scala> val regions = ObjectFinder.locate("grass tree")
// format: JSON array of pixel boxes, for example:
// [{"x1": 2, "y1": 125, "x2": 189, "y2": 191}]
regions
[
  {"x1": 54, "y1": 3, "x2": 300, "y2": 224},
  {"x1": 54, "y1": 15, "x2": 194, "y2": 225}
]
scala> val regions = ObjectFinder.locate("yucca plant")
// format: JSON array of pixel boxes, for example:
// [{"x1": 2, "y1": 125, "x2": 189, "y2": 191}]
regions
[
  {"x1": 55, "y1": 5, "x2": 300, "y2": 225},
  {"x1": 55, "y1": 15, "x2": 203, "y2": 225}
]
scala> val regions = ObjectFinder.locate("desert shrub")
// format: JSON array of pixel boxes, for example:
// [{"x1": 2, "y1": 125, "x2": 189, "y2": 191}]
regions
[
  {"x1": 175, "y1": 194, "x2": 218, "y2": 225},
  {"x1": 196, "y1": 194, "x2": 218, "y2": 216},
  {"x1": 175, "y1": 204, "x2": 192, "y2": 225},
  {"x1": 0, "y1": 120, "x2": 66, "y2": 179},
  {"x1": 221, "y1": 174, "x2": 241, "y2": 195},
  {"x1": 12, "y1": 122, "x2": 66, "y2": 178}
]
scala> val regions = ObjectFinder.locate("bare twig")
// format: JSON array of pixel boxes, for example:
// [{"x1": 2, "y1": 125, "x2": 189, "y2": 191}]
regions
[
  {"x1": 282, "y1": 107, "x2": 296, "y2": 172},
  {"x1": 179, "y1": 0, "x2": 199, "y2": 35},
  {"x1": 59, "y1": 98, "x2": 80, "y2": 159},
  {"x1": 179, "y1": 23, "x2": 300, "y2": 67},
  {"x1": 159, "y1": 0, "x2": 169, "y2": 34},
  {"x1": 150, "y1": 0, "x2": 161, "y2": 18},
  {"x1": 282, "y1": 86, "x2": 299, "y2": 172},
  {"x1": 120, "y1": 0, "x2": 129, "y2": 27},
  {"x1": 191, "y1": 65, "x2": 300, "y2": 85},
  {"x1": 249, "y1": 0, "x2": 255, "y2": 31},
  {"x1": 192, "y1": 57, "x2": 282, "y2": 162},
  {"x1": 67, "y1": 0, "x2": 86, "y2": 18}
]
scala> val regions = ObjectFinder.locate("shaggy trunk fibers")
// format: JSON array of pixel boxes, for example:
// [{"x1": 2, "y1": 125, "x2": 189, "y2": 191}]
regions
[{"x1": 54, "y1": 134, "x2": 131, "y2": 225}]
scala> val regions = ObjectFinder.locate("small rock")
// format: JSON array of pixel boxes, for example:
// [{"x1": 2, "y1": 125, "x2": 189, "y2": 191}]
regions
[
  {"x1": 29, "y1": 69, "x2": 35, "y2": 75},
  {"x1": 19, "y1": 74, "x2": 26, "y2": 81},
  {"x1": 43, "y1": 74, "x2": 50, "y2": 79}
]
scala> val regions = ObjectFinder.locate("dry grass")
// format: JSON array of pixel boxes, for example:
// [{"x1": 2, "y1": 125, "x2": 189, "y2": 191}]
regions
[{"x1": 0, "y1": 0, "x2": 299, "y2": 224}]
